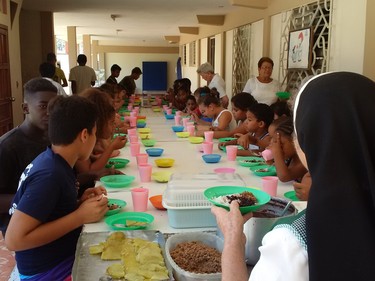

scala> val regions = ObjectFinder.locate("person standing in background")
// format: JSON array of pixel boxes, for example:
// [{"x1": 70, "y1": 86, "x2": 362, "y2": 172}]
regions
[
  {"x1": 39, "y1": 62, "x2": 68, "y2": 97},
  {"x1": 119, "y1": 67, "x2": 142, "y2": 97},
  {"x1": 69, "y1": 54, "x2": 97, "y2": 95},
  {"x1": 46, "y1": 52, "x2": 68, "y2": 87},
  {"x1": 197, "y1": 62, "x2": 229, "y2": 109},
  {"x1": 106, "y1": 64, "x2": 122, "y2": 84},
  {"x1": 243, "y1": 57, "x2": 281, "y2": 105}
]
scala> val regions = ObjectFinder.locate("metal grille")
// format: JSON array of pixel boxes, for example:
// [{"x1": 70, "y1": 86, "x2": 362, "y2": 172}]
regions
[
  {"x1": 232, "y1": 24, "x2": 251, "y2": 96},
  {"x1": 189, "y1": 41, "x2": 196, "y2": 67},
  {"x1": 279, "y1": 0, "x2": 332, "y2": 94}
]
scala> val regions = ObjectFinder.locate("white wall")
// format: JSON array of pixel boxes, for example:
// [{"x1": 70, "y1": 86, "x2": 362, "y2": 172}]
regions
[
  {"x1": 329, "y1": 0, "x2": 366, "y2": 73},
  {"x1": 250, "y1": 20, "x2": 264, "y2": 77},
  {"x1": 225, "y1": 29, "x2": 234, "y2": 103},
  {"x1": 105, "y1": 53, "x2": 179, "y2": 92}
]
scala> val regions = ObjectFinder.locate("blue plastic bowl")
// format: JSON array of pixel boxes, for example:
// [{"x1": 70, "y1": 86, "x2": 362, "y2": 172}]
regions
[
  {"x1": 136, "y1": 122, "x2": 147, "y2": 128},
  {"x1": 145, "y1": 148, "x2": 164, "y2": 157},
  {"x1": 172, "y1": 125, "x2": 184, "y2": 132},
  {"x1": 165, "y1": 114, "x2": 175, "y2": 120},
  {"x1": 202, "y1": 154, "x2": 222, "y2": 163}
]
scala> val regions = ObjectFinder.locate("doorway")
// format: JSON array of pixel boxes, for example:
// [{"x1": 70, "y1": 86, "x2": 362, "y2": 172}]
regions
[{"x1": 0, "y1": 25, "x2": 13, "y2": 136}]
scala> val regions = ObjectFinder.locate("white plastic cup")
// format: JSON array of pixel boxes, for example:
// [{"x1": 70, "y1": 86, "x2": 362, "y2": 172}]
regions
[
  {"x1": 202, "y1": 141, "x2": 214, "y2": 154},
  {"x1": 136, "y1": 153, "x2": 148, "y2": 165},
  {"x1": 261, "y1": 176, "x2": 278, "y2": 197},
  {"x1": 131, "y1": 187, "x2": 149, "y2": 212},
  {"x1": 130, "y1": 142, "x2": 140, "y2": 156},
  {"x1": 226, "y1": 145, "x2": 238, "y2": 161},
  {"x1": 204, "y1": 131, "x2": 214, "y2": 142}
]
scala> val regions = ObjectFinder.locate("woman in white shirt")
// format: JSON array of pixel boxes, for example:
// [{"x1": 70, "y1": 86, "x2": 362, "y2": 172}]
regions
[{"x1": 243, "y1": 57, "x2": 281, "y2": 105}]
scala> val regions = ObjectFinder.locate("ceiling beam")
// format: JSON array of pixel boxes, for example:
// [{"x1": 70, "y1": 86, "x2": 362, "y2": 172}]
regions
[
  {"x1": 178, "y1": 26, "x2": 199, "y2": 35},
  {"x1": 229, "y1": 0, "x2": 268, "y2": 9},
  {"x1": 196, "y1": 15, "x2": 225, "y2": 26},
  {"x1": 164, "y1": 36, "x2": 180, "y2": 44}
]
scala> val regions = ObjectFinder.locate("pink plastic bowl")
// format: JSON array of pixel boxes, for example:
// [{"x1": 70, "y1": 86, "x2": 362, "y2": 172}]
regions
[{"x1": 213, "y1": 167, "x2": 236, "y2": 174}]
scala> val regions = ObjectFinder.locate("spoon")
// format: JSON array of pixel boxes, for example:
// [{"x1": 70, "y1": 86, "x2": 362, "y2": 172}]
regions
[{"x1": 280, "y1": 201, "x2": 293, "y2": 217}]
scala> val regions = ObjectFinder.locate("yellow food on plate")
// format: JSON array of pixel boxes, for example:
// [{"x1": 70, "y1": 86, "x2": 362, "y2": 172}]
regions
[
  {"x1": 106, "y1": 263, "x2": 125, "y2": 279},
  {"x1": 89, "y1": 231, "x2": 169, "y2": 280},
  {"x1": 88, "y1": 243, "x2": 104, "y2": 255}
]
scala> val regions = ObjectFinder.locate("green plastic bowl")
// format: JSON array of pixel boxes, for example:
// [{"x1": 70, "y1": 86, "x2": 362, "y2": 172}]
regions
[
  {"x1": 100, "y1": 175, "x2": 135, "y2": 188},
  {"x1": 204, "y1": 186, "x2": 271, "y2": 214},
  {"x1": 250, "y1": 165, "x2": 277, "y2": 177},
  {"x1": 105, "y1": 199, "x2": 127, "y2": 216},
  {"x1": 276, "y1": 91, "x2": 291, "y2": 100},
  {"x1": 236, "y1": 156, "x2": 265, "y2": 167},
  {"x1": 105, "y1": 158, "x2": 130, "y2": 169},
  {"x1": 141, "y1": 139, "x2": 156, "y2": 147}
]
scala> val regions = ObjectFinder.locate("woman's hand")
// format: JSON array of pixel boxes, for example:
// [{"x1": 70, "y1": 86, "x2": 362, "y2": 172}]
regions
[{"x1": 211, "y1": 201, "x2": 252, "y2": 245}]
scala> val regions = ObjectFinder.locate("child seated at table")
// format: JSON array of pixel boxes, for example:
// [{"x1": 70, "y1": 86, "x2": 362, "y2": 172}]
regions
[
  {"x1": 219, "y1": 103, "x2": 273, "y2": 156},
  {"x1": 270, "y1": 100, "x2": 291, "y2": 120},
  {"x1": 5, "y1": 95, "x2": 109, "y2": 281},
  {"x1": 266, "y1": 116, "x2": 307, "y2": 182},
  {"x1": 193, "y1": 94, "x2": 237, "y2": 133},
  {"x1": 75, "y1": 88, "x2": 127, "y2": 174},
  {"x1": 99, "y1": 83, "x2": 130, "y2": 134},
  {"x1": 203, "y1": 92, "x2": 258, "y2": 139}
]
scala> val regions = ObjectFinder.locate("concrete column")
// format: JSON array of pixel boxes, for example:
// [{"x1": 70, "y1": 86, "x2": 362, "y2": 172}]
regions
[
  {"x1": 83, "y1": 34, "x2": 92, "y2": 67},
  {"x1": 67, "y1": 26, "x2": 77, "y2": 70}
]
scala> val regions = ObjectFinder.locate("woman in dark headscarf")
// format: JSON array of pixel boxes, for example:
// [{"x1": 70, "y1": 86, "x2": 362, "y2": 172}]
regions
[{"x1": 294, "y1": 72, "x2": 375, "y2": 280}]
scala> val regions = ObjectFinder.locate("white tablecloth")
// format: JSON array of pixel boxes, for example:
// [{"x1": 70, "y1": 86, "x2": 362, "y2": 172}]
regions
[{"x1": 83, "y1": 108, "x2": 306, "y2": 234}]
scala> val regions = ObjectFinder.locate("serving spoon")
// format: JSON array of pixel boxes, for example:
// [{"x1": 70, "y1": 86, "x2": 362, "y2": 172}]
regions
[{"x1": 279, "y1": 200, "x2": 293, "y2": 217}]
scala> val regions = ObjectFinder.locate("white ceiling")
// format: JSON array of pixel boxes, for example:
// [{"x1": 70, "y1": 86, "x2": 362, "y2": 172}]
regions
[{"x1": 22, "y1": 0, "x2": 238, "y2": 47}]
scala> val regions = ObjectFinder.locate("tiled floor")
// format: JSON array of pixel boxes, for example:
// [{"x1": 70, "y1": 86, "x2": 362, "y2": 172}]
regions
[{"x1": 0, "y1": 233, "x2": 16, "y2": 281}]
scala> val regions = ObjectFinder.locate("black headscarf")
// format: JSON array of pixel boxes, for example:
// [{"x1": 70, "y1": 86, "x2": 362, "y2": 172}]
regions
[{"x1": 294, "y1": 72, "x2": 375, "y2": 280}]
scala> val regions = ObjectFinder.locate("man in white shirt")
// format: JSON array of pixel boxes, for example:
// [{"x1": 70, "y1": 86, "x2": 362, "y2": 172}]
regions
[{"x1": 69, "y1": 54, "x2": 97, "y2": 95}]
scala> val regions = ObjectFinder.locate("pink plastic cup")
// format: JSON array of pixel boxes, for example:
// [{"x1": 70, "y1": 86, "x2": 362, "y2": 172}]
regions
[
  {"x1": 182, "y1": 118, "x2": 189, "y2": 128},
  {"x1": 226, "y1": 145, "x2": 238, "y2": 161},
  {"x1": 261, "y1": 176, "x2": 278, "y2": 197},
  {"x1": 130, "y1": 116, "x2": 137, "y2": 127},
  {"x1": 131, "y1": 187, "x2": 149, "y2": 212},
  {"x1": 130, "y1": 111, "x2": 137, "y2": 118},
  {"x1": 202, "y1": 141, "x2": 214, "y2": 154},
  {"x1": 127, "y1": 128, "x2": 137, "y2": 136},
  {"x1": 262, "y1": 149, "x2": 274, "y2": 161},
  {"x1": 176, "y1": 111, "x2": 182, "y2": 116},
  {"x1": 138, "y1": 163, "x2": 152, "y2": 182},
  {"x1": 128, "y1": 104, "x2": 133, "y2": 111},
  {"x1": 130, "y1": 142, "x2": 140, "y2": 156},
  {"x1": 187, "y1": 125, "x2": 195, "y2": 136},
  {"x1": 174, "y1": 115, "x2": 182, "y2": 125},
  {"x1": 129, "y1": 135, "x2": 139, "y2": 143},
  {"x1": 136, "y1": 153, "x2": 148, "y2": 165},
  {"x1": 166, "y1": 109, "x2": 172, "y2": 115},
  {"x1": 204, "y1": 131, "x2": 214, "y2": 142}
]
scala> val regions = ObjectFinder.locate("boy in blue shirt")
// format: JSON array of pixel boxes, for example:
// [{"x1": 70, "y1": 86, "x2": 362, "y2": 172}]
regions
[{"x1": 5, "y1": 95, "x2": 109, "y2": 281}]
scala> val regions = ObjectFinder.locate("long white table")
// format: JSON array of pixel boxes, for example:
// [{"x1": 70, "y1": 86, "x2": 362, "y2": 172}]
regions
[{"x1": 83, "y1": 108, "x2": 306, "y2": 234}]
